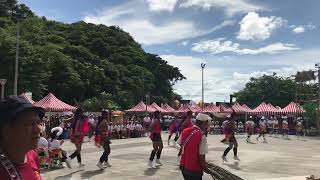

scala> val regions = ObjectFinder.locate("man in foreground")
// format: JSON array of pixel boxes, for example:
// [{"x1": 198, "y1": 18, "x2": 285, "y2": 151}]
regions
[
  {"x1": 0, "y1": 96, "x2": 45, "y2": 180},
  {"x1": 179, "y1": 113, "x2": 211, "y2": 180}
]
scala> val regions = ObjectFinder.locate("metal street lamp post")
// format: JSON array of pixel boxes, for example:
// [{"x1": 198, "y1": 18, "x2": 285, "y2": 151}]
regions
[
  {"x1": 316, "y1": 63, "x2": 320, "y2": 130},
  {"x1": 13, "y1": 21, "x2": 20, "y2": 96},
  {"x1": 201, "y1": 63, "x2": 206, "y2": 111},
  {"x1": 0, "y1": 79, "x2": 7, "y2": 100}
]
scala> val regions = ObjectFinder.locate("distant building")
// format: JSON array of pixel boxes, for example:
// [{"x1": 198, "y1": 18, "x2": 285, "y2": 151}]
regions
[{"x1": 180, "y1": 99, "x2": 197, "y2": 106}]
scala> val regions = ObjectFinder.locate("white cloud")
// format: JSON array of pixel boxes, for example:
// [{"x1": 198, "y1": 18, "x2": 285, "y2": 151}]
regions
[
  {"x1": 178, "y1": 40, "x2": 190, "y2": 46},
  {"x1": 237, "y1": 12, "x2": 286, "y2": 41},
  {"x1": 161, "y1": 55, "x2": 224, "y2": 101},
  {"x1": 291, "y1": 23, "x2": 316, "y2": 34},
  {"x1": 191, "y1": 38, "x2": 299, "y2": 55},
  {"x1": 179, "y1": 0, "x2": 264, "y2": 17},
  {"x1": 83, "y1": 2, "x2": 234, "y2": 45},
  {"x1": 160, "y1": 49, "x2": 320, "y2": 102},
  {"x1": 146, "y1": 0, "x2": 178, "y2": 12},
  {"x1": 306, "y1": 23, "x2": 316, "y2": 30},
  {"x1": 292, "y1": 26, "x2": 305, "y2": 34}
]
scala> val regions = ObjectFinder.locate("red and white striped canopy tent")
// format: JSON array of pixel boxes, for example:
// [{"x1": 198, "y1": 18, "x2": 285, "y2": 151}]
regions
[
  {"x1": 268, "y1": 103, "x2": 282, "y2": 114},
  {"x1": 189, "y1": 105, "x2": 201, "y2": 112},
  {"x1": 161, "y1": 103, "x2": 175, "y2": 113},
  {"x1": 175, "y1": 104, "x2": 200, "y2": 113},
  {"x1": 125, "y1": 101, "x2": 156, "y2": 113},
  {"x1": 250, "y1": 102, "x2": 278, "y2": 115},
  {"x1": 281, "y1": 102, "x2": 306, "y2": 114},
  {"x1": 19, "y1": 93, "x2": 35, "y2": 104},
  {"x1": 150, "y1": 102, "x2": 168, "y2": 113},
  {"x1": 34, "y1": 93, "x2": 77, "y2": 112},
  {"x1": 231, "y1": 102, "x2": 248, "y2": 114},
  {"x1": 242, "y1": 104, "x2": 252, "y2": 113},
  {"x1": 203, "y1": 104, "x2": 220, "y2": 113},
  {"x1": 219, "y1": 105, "x2": 234, "y2": 113}
]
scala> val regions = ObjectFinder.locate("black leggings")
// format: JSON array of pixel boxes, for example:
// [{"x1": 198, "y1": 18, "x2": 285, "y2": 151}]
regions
[
  {"x1": 69, "y1": 151, "x2": 82, "y2": 163},
  {"x1": 100, "y1": 145, "x2": 111, "y2": 163},
  {"x1": 223, "y1": 139, "x2": 238, "y2": 157}
]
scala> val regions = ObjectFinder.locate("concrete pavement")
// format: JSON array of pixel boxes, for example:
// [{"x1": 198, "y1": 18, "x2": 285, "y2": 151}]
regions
[{"x1": 42, "y1": 133, "x2": 320, "y2": 180}]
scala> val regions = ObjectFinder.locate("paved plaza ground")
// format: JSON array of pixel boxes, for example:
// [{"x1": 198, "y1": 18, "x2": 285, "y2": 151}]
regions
[{"x1": 42, "y1": 133, "x2": 320, "y2": 180}]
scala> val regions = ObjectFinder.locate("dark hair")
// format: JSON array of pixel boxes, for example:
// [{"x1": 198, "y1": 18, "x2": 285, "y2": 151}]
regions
[
  {"x1": 51, "y1": 131, "x2": 57, "y2": 142},
  {"x1": 154, "y1": 111, "x2": 160, "y2": 118},
  {"x1": 74, "y1": 108, "x2": 83, "y2": 120}
]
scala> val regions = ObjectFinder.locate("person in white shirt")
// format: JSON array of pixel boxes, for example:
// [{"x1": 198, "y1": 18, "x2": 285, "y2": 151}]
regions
[
  {"x1": 256, "y1": 116, "x2": 267, "y2": 142},
  {"x1": 245, "y1": 116, "x2": 254, "y2": 143},
  {"x1": 38, "y1": 135, "x2": 48, "y2": 149},
  {"x1": 282, "y1": 116, "x2": 289, "y2": 138},
  {"x1": 88, "y1": 114, "x2": 95, "y2": 142},
  {"x1": 108, "y1": 123, "x2": 113, "y2": 134},
  {"x1": 120, "y1": 123, "x2": 126, "y2": 139},
  {"x1": 49, "y1": 127, "x2": 71, "y2": 168},
  {"x1": 270, "y1": 117, "x2": 279, "y2": 137},
  {"x1": 296, "y1": 117, "x2": 304, "y2": 139},
  {"x1": 143, "y1": 115, "x2": 151, "y2": 136}
]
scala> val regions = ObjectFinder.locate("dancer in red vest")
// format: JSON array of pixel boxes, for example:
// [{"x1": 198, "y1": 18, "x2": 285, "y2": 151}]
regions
[
  {"x1": 177, "y1": 111, "x2": 194, "y2": 158},
  {"x1": 67, "y1": 108, "x2": 88, "y2": 167},
  {"x1": 222, "y1": 112, "x2": 240, "y2": 162},
  {"x1": 96, "y1": 111, "x2": 111, "y2": 170},
  {"x1": 256, "y1": 116, "x2": 267, "y2": 143},
  {"x1": 168, "y1": 117, "x2": 179, "y2": 146},
  {"x1": 182, "y1": 110, "x2": 193, "y2": 130},
  {"x1": 180, "y1": 113, "x2": 211, "y2": 180},
  {"x1": 148, "y1": 111, "x2": 163, "y2": 168}
]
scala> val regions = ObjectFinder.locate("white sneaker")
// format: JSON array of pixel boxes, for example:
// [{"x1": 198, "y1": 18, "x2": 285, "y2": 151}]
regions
[
  {"x1": 79, "y1": 162, "x2": 86, "y2": 167},
  {"x1": 65, "y1": 158, "x2": 72, "y2": 169},
  {"x1": 233, "y1": 156, "x2": 240, "y2": 161},
  {"x1": 148, "y1": 161, "x2": 155, "y2": 168},
  {"x1": 221, "y1": 156, "x2": 227, "y2": 162},
  {"x1": 97, "y1": 162, "x2": 104, "y2": 170},
  {"x1": 155, "y1": 159, "x2": 162, "y2": 165},
  {"x1": 104, "y1": 162, "x2": 111, "y2": 167}
]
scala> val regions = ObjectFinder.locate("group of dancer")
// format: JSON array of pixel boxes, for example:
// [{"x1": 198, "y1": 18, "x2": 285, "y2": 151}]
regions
[
  {"x1": 244, "y1": 115, "x2": 304, "y2": 143},
  {"x1": 36, "y1": 106, "x2": 306, "y2": 180}
]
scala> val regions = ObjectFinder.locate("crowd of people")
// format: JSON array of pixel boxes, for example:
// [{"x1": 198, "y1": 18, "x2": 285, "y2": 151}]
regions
[{"x1": 0, "y1": 96, "x2": 309, "y2": 180}]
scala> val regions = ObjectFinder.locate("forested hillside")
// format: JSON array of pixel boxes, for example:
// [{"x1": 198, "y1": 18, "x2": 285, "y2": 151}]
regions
[{"x1": 0, "y1": 0, "x2": 185, "y2": 109}]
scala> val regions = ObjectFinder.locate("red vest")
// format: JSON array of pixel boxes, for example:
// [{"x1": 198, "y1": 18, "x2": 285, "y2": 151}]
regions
[
  {"x1": 152, "y1": 119, "x2": 161, "y2": 134},
  {"x1": 180, "y1": 126, "x2": 203, "y2": 175}
]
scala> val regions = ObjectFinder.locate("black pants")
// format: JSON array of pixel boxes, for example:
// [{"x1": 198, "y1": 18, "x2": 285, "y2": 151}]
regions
[
  {"x1": 100, "y1": 143, "x2": 111, "y2": 163},
  {"x1": 182, "y1": 172, "x2": 202, "y2": 180}
]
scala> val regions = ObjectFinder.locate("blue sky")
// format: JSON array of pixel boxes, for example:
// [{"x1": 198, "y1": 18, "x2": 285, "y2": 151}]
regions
[{"x1": 19, "y1": 0, "x2": 320, "y2": 103}]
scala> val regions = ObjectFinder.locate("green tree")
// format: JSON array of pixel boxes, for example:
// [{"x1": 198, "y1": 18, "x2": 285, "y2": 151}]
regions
[{"x1": 234, "y1": 74, "x2": 296, "y2": 108}]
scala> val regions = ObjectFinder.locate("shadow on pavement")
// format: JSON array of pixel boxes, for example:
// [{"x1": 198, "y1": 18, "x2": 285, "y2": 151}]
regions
[
  {"x1": 80, "y1": 169, "x2": 105, "y2": 179},
  {"x1": 54, "y1": 170, "x2": 84, "y2": 180},
  {"x1": 225, "y1": 161, "x2": 241, "y2": 171},
  {"x1": 144, "y1": 167, "x2": 160, "y2": 176}
]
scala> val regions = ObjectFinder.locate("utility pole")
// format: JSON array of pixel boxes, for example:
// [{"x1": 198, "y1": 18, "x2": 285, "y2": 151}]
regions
[
  {"x1": 13, "y1": 21, "x2": 20, "y2": 96},
  {"x1": 317, "y1": 64, "x2": 320, "y2": 130},
  {"x1": 201, "y1": 63, "x2": 206, "y2": 111},
  {"x1": 0, "y1": 79, "x2": 7, "y2": 100}
]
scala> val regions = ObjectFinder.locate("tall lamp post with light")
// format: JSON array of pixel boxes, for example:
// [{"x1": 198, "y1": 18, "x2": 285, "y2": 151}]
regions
[
  {"x1": 201, "y1": 63, "x2": 206, "y2": 111},
  {"x1": 315, "y1": 63, "x2": 320, "y2": 130},
  {"x1": 0, "y1": 79, "x2": 7, "y2": 100}
]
